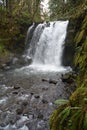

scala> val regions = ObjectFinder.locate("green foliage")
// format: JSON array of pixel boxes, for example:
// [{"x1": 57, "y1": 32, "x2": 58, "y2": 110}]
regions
[
  {"x1": 0, "y1": 43, "x2": 5, "y2": 52},
  {"x1": 50, "y1": 5, "x2": 87, "y2": 130},
  {"x1": 54, "y1": 99, "x2": 69, "y2": 105},
  {"x1": 50, "y1": 87, "x2": 87, "y2": 130},
  {"x1": 75, "y1": 30, "x2": 85, "y2": 44},
  {"x1": 74, "y1": 15, "x2": 87, "y2": 88},
  {"x1": 49, "y1": 0, "x2": 87, "y2": 20},
  {"x1": 83, "y1": 112, "x2": 87, "y2": 130},
  {"x1": 0, "y1": 0, "x2": 43, "y2": 54},
  {"x1": 70, "y1": 87, "x2": 87, "y2": 106}
]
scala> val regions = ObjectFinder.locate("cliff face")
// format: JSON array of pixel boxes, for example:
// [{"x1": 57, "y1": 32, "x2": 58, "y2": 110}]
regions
[
  {"x1": 74, "y1": 14, "x2": 87, "y2": 88},
  {"x1": 62, "y1": 20, "x2": 76, "y2": 67}
]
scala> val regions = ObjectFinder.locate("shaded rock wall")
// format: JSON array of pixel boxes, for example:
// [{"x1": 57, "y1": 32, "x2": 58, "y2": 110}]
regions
[{"x1": 62, "y1": 20, "x2": 76, "y2": 68}]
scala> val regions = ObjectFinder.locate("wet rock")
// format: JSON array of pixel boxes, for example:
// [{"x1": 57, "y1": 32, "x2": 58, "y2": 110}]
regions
[
  {"x1": 26, "y1": 119, "x2": 38, "y2": 130},
  {"x1": 42, "y1": 86, "x2": 48, "y2": 90},
  {"x1": 42, "y1": 99, "x2": 48, "y2": 104},
  {"x1": 16, "y1": 116, "x2": 29, "y2": 128},
  {"x1": 13, "y1": 86, "x2": 20, "y2": 90},
  {"x1": 28, "y1": 114, "x2": 34, "y2": 120},
  {"x1": 4, "y1": 66, "x2": 11, "y2": 70},
  {"x1": 30, "y1": 92, "x2": 34, "y2": 95},
  {"x1": 0, "y1": 64, "x2": 7, "y2": 70},
  {"x1": 46, "y1": 22, "x2": 50, "y2": 27},
  {"x1": 34, "y1": 95, "x2": 40, "y2": 99},
  {"x1": 42, "y1": 79, "x2": 48, "y2": 82},
  {"x1": 5, "y1": 113, "x2": 17, "y2": 124},
  {"x1": 23, "y1": 108, "x2": 29, "y2": 115},
  {"x1": 12, "y1": 57, "x2": 18, "y2": 64},
  {"x1": 62, "y1": 73, "x2": 70, "y2": 82},
  {"x1": 25, "y1": 57, "x2": 32, "y2": 65},
  {"x1": 16, "y1": 107, "x2": 23, "y2": 115},
  {"x1": 37, "y1": 120, "x2": 46, "y2": 130},
  {"x1": 0, "y1": 122, "x2": 6, "y2": 127},
  {"x1": 62, "y1": 72, "x2": 75, "y2": 83},
  {"x1": 12, "y1": 91, "x2": 18, "y2": 95},
  {"x1": 49, "y1": 79, "x2": 57, "y2": 85},
  {"x1": 42, "y1": 79, "x2": 57, "y2": 85},
  {"x1": 22, "y1": 101, "x2": 28, "y2": 106},
  {"x1": 38, "y1": 113, "x2": 43, "y2": 119},
  {"x1": 18, "y1": 125, "x2": 29, "y2": 130}
]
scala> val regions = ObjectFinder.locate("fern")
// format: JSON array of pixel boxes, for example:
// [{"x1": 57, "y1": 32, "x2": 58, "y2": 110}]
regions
[
  {"x1": 54, "y1": 99, "x2": 69, "y2": 105},
  {"x1": 59, "y1": 125, "x2": 62, "y2": 130},
  {"x1": 83, "y1": 112, "x2": 87, "y2": 130},
  {"x1": 60, "y1": 107, "x2": 70, "y2": 124},
  {"x1": 71, "y1": 110, "x2": 81, "y2": 130},
  {"x1": 84, "y1": 98, "x2": 87, "y2": 103}
]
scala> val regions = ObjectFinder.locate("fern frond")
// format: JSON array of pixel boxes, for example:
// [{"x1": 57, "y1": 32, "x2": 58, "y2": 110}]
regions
[
  {"x1": 83, "y1": 112, "x2": 87, "y2": 130},
  {"x1": 54, "y1": 99, "x2": 69, "y2": 105},
  {"x1": 60, "y1": 107, "x2": 70, "y2": 124}
]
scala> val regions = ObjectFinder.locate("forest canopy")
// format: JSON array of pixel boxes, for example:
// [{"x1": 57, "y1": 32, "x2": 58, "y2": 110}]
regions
[{"x1": 0, "y1": 0, "x2": 44, "y2": 53}]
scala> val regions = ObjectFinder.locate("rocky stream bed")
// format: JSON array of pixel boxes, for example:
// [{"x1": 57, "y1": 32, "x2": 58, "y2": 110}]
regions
[{"x1": 0, "y1": 67, "x2": 76, "y2": 130}]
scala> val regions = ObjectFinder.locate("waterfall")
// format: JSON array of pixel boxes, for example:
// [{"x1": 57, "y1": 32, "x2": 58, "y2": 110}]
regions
[{"x1": 25, "y1": 21, "x2": 69, "y2": 72}]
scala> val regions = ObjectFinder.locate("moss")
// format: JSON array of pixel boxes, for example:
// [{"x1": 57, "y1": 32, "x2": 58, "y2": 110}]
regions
[
  {"x1": 74, "y1": 14, "x2": 87, "y2": 88},
  {"x1": 70, "y1": 87, "x2": 87, "y2": 107},
  {"x1": 0, "y1": 47, "x2": 10, "y2": 64},
  {"x1": 82, "y1": 15, "x2": 87, "y2": 29},
  {"x1": 75, "y1": 30, "x2": 85, "y2": 44}
]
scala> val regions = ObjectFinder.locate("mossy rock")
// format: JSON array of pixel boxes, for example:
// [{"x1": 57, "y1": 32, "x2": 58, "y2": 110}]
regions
[
  {"x1": 0, "y1": 49, "x2": 11, "y2": 65},
  {"x1": 70, "y1": 87, "x2": 87, "y2": 107}
]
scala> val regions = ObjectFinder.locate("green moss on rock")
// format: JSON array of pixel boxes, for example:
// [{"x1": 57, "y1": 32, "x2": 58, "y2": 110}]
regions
[
  {"x1": 0, "y1": 44, "x2": 11, "y2": 65},
  {"x1": 70, "y1": 87, "x2": 87, "y2": 107}
]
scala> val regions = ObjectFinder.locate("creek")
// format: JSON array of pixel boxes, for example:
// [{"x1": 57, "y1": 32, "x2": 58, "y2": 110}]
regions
[{"x1": 0, "y1": 21, "x2": 72, "y2": 130}]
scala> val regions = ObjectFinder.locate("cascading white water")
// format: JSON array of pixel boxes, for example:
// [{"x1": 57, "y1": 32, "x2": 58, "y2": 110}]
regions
[{"x1": 25, "y1": 21, "x2": 69, "y2": 72}]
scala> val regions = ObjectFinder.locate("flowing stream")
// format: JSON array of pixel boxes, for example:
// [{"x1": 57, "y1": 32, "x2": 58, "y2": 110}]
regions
[{"x1": 0, "y1": 21, "x2": 72, "y2": 130}]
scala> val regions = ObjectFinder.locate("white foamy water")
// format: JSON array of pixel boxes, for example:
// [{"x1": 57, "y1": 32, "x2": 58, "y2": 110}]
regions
[
  {"x1": 0, "y1": 124, "x2": 29, "y2": 130},
  {"x1": 24, "y1": 21, "x2": 69, "y2": 72},
  {"x1": 0, "y1": 116, "x2": 29, "y2": 130},
  {"x1": 0, "y1": 97, "x2": 8, "y2": 104}
]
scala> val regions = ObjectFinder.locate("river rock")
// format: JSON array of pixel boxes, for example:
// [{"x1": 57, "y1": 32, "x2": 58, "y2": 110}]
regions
[
  {"x1": 5, "y1": 113, "x2": 17, "y2": 124},
  {"x1": 42, "y1": 79, "x2": 57, "y2": 85},
  {"x1": 34, "y1": 94, "x2": 40, "y2": 99},
  {"x1": 62, "y1": 73, "x2": 75, "y2": 83},
  {"x1": 49, "y1": 79, "x2": 57, "y2": 85},
  {"x1": 42, "y1": 99, "x2": 48, "y2": 104},
  {"x1": 28, "y1": 114, "x2": 34, "y2": 120},
  {"x1": 12, "y1": 91, "x2": 18, "y2": 95},
  {"x1": 16, "y1": 107, "x2": 23, "y2": 115},
  {"x1": 42, "y1": 86, "x2": 48, "y2": 90},
  {"x1": 14, "y1": 86, "x2": 20, "y2": 90},
  {"x1": 38, "y1": 113, "x2": 43, "y2": 119},
  {"x1": 22, "y1": 101, "x2": 28, "y2": 107}
]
